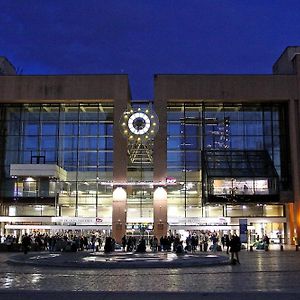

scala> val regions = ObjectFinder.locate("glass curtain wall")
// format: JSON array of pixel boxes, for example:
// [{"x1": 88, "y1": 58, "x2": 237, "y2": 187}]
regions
[
  {"x1": 167, "y1": 103, "x2": 202, "y2": 222},
  {"x1": 167, "y1": 103, "x2": 288, "y2": 220},
  {"x1": 1, "y1": 103, "x2": 114, "y2": 218},
  {"x1": 126, "y1": 103, "x2": 154, "y2": 222}
]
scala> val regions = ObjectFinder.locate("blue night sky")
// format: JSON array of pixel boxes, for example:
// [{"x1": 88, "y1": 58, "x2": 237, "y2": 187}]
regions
[{"x1": 1, "y1": 0, "x2": 300, "y2": 99}]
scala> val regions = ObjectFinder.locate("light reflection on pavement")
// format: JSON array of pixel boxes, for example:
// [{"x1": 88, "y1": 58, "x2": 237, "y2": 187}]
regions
[{"x1": 0, "y1": 249, "x2": 300, "y2": 293}]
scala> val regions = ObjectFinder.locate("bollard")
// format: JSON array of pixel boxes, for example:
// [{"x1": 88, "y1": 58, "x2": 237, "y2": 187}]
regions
[
  {"x1": 296, "y1": 245, "x2": 299, "y2": 251},
  {"x1": 249, "y1": 245, "x2": 253, "y2": 251},
  {"x1": 280, "y1": 245, "x2": 283, "y2": 251}
]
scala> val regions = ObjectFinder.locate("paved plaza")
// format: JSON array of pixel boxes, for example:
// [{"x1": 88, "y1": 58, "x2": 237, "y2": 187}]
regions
[{"x1": 0, "y1": 245, "x2": 300, "y2": 299}]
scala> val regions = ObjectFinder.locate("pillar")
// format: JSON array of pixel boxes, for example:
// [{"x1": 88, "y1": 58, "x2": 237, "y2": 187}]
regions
[
  {"x1": 288, "y1": 99, "x2": 300, "y2": 244},
  {"x1": 112, "y1": 97, "x2": 129, "y2": 243},
  {"x1": 153, "y1": 187, "x2": 168, "y2": 240},
  {"x1": 112, "y1": 187, "x2": 127, "y2": 244},
  {"x1": 153, "y1": 95, "x2": 168, "y2": 240}
]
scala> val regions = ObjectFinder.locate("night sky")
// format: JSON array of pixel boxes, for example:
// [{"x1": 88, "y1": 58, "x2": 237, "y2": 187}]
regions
[{"x1": 1, "y1": 0, "x2": 300, "y2": 99}]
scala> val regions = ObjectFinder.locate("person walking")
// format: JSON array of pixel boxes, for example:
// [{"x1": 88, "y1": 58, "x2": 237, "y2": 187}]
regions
[
  {"x1": 225, "y1": 234, "x2": 230, "y2": 254},
  {"x1": 22, "y1": 233, "x2": 31, "y2": 254},
  {"x1": 121, "y1": 235, "x2": 127, "y2": 252},
  {"x1": 229, "y1": 233, "x2": 241, "y2": 264}
]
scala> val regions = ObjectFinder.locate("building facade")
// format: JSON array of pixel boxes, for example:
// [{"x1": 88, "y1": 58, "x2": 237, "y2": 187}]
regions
[{"x1": 0, "y1": 47, "x2": 300, "y2": 245}]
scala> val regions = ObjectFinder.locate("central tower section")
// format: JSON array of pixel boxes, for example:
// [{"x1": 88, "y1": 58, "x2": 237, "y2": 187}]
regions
[
  {"x1": 119, "y1": 104, "x2": 160, "y2": 239},
  {"x1": 120, "y1": 106, "x2": 159, "y2": 165}
]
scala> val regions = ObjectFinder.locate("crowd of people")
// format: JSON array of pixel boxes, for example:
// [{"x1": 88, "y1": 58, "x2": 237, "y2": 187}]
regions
[
  {"x1": 0, "y1": 230, "x2": 245, "y2": 264},
  {"x1": 120, "y1": 230, "x2": 242, "y2": 262},
  {"x1": 0, "y1": 232, "x2": 105, "y2": 253}
]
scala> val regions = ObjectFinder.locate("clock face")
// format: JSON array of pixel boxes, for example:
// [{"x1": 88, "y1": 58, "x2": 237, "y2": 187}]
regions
[
  {"x1": 120, "y1": 106, "x2": 159, "y2": 143},
  {"x1": 128, "y1": 112, "x2": 151, "y2": 135}
]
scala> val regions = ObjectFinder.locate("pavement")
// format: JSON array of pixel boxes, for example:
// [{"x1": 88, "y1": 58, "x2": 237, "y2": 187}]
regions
[
  {"x1": 7, "y1": 249, "x2": 230, "y2": 269},
  {"x1": 0, "y1": 244, "x2": 300, "y2": 300}
]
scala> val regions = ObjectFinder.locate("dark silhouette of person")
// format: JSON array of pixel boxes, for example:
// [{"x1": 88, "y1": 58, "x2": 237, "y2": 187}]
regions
[
  {"x1": 104, "y1": 236, "x2": 113, "y2": 253},
  {"x1": 136, "y1": 237, "x2": 146, "y2": 253},
  {"x1": 121, "y1": 235, "x2": 127, "y2": 251},
  {"x1": 229, "y1": 233, "x2": 241, "y2": 264},
  {"x1": 22, "y1": 233, "x2": 31, "y2": 254},
  {"x1": 225, "y1": 235, "x2": 230, "y2": 254}
]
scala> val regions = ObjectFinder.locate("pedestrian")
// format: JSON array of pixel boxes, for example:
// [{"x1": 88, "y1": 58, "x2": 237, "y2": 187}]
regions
[
  {"x1": 22, "y1": 233, "x2": 31, "y2": 254},
  {"x1": 229, "y1": 233, "x2": 241, "y2": 264},
  {"x1": 263, "y1": 234, "x2": 270, "y2": 251},
  {"x1": 225, "y1": 235, "x2": 230, "y2": 254},
  {"x1": 221, "y1": 236, "x2": 225, "y2": 250},
  {"x1": 121, "y1": 235, "x2": 127, "y2": 251},
  {"x1": 151, "y1": 236, "x2": 158, "y2": 252}
]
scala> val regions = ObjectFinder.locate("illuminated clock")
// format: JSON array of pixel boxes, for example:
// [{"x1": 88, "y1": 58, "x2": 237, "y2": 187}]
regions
[
  {"x1": 128, "y1": 112, "x2": 151, "y2": 135},
  {"x1": 120, "y1": 106, "x2": 159, "y2": 143}
]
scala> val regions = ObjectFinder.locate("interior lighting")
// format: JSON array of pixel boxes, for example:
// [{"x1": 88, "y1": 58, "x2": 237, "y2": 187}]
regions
[
  {"x1": 25, "y1": 177, "x2": 35, "y2": 182},
  {"x1": 113, "y1": 187, "x2": 127, "y2": 201},
  {"x1": 154, "y1": 186, "x2": 167, "y2": 200}
]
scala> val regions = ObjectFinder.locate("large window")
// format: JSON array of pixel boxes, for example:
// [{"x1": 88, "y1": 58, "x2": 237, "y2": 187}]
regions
[
  {"x1": 167, "y1": 102, "x2": 289, "y2": 216},
  {"x1": 0, "y1": 103, "x2": 114, "y2": 217}
]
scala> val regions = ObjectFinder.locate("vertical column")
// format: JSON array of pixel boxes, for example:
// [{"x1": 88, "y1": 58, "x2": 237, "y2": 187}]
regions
[
  {"x1": 112, "y1": 187, "x2": 127, "y2": 244},
  {"x1": 288, "y1": 99, "x2": 300, "y2": 244},
  {"x1": 153, "y1": 186, "x2": 168, "y2": 239},
  {"x1": 112, "y1": 98, "x2": 128, "y2": 243},
  {"x1": 153, "y1": 97, "x2": 168, "y2": 239},
  {"x1": 296, "y1": 91, "x2": 300, "y2": 245},
  {"x1": 288, "y1": 203, "x2": 295, "y2": 245}
]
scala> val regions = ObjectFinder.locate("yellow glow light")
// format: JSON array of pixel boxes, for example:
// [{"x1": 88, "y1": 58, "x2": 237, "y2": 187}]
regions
[
  {"x1": 154, "y1": 187, "x2": 167, "y2": 200},
  {"x1": 113, "y1": 187, "x2": 127, "y2": 201}
]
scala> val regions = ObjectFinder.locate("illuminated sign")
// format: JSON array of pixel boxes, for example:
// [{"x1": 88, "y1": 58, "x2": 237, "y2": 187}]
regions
[{"x1": 51, "y1": 217, "x2": 110, "y2": 225}]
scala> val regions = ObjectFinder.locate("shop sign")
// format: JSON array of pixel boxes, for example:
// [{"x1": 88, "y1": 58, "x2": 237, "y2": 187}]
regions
[
  {"x1": 166, "y1": 177, "x2": 177, "y2": 184},
  {"x1": 239, "y1": 218, "x2": 248, "y2": 243},
  {"x1": 169, "y1": 217, "x2": 230, "y2": 225},
  {"x1": 51, "y1": 217, "x2": 111, "y2": 225}
]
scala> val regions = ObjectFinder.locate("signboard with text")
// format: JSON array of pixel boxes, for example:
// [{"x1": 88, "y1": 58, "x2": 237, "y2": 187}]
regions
[{"x1": 239, "y1": 218, "x2": 248, "y2": 243}]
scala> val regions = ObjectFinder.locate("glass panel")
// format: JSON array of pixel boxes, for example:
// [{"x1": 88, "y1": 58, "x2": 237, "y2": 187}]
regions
[{"x1": 41, "y1": 123, "x2": 57, "y2": 135}]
